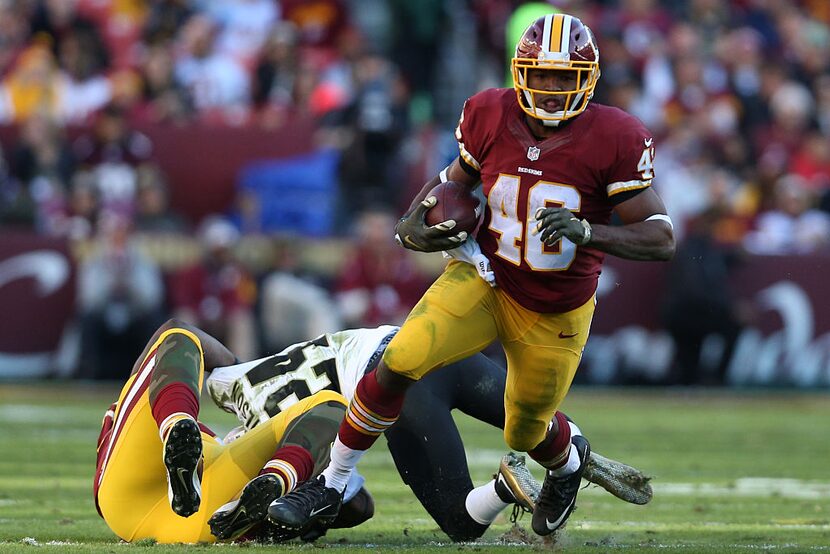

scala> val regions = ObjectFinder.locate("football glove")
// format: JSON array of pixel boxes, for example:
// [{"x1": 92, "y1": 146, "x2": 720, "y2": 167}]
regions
[
  {"x1": 532, "y1": 207, "x2": 592, "y2": 246},
  {"x1": 394, "y1": 196, "x2": 468, "y2": 252}
]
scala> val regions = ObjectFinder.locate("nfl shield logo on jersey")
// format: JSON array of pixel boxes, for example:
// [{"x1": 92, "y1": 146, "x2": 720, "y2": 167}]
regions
[{"x1": 527, "y1": 146, "x2": 540, "y2": 161}]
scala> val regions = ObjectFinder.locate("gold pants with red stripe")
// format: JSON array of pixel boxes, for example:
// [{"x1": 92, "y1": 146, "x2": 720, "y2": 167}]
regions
[
  {"x1": 96, "y1": 328, "x2": 347, "y2": 543},
  {"x1": 383, "y1": 261, "x2": 595, "y2": 451}
]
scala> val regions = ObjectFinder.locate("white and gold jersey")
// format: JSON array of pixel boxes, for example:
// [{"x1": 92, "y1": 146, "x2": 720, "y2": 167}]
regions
[{"x1": 208, "y1": 326, "x2": 398, "y2": 430}]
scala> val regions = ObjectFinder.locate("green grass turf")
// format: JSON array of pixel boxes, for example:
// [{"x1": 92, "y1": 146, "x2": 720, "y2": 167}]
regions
[{"x1": 0, "y1": 383, "x2": 828, "y2": 552}]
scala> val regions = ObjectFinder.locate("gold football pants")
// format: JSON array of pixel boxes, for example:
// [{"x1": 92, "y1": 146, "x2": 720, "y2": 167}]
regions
[
  {"x1": 97, "y1": 328, "x2": 347, "y2": 543},
  {"x1": 383, "y1": 261, "x2": 595, "y2": 451}
]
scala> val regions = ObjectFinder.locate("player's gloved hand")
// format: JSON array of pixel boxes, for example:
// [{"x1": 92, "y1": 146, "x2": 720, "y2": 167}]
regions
[
  {"x1": 532, "y1": 207, "x2": 592, "y2": 246},
  {"x1": 443, "y1": 237, "x2": 496, "y2": 287},
  {"x1": 394, "y1": 196, "x2": 468, "y2": 252}
]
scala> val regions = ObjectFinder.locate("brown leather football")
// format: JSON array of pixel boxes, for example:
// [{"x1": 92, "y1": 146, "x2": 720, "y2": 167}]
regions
[{"x1": 424, "y1": 181, "x2": 481, "y2": 233}]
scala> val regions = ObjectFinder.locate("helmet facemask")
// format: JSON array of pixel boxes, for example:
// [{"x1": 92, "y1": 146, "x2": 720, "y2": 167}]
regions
[{"x1": 511, "y1": 14, "x2": 601, "y2": 127}]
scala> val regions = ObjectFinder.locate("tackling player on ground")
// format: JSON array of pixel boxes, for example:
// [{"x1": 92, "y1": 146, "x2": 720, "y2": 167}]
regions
[
  {"x1": 94, "y1": 319, "x2": 650, "y2": 544},
  {"x1": 206, "y1": 325, "x2": 652, "y2": 542},
  {"x1": 267, "y1": 12, "x2": 674, "y2": 538}
]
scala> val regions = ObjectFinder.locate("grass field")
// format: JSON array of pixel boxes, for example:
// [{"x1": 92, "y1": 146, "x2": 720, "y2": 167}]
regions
[{"x1": 0, "y1": 383, "x2": 828, "y2": 553}]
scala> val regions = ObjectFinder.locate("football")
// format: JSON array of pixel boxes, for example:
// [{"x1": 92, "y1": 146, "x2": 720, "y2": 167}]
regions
[{"x1": 424, "y1": 181, "x2": 481, "y2": 233}]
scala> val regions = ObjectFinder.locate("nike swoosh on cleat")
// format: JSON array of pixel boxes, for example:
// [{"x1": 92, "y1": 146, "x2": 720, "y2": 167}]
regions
[
  {"x1": 176, "y1": 467, "x2": 190, "y2": 486},
  {"x1": 309, "y1": 505, "x2": 332, "y2": 517},
  {"x1": 558, "y1": 331, "x2": 578, "y2": 339},
  {"x1": 545, "y1": 497, "x2": 577, "y2": 530}
]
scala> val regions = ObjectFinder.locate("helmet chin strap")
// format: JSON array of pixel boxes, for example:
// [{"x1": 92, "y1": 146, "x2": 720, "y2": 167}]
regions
[
  {"x1": 521, "y1": 89, "x2": 556, "y2": 124},
  {"x1": 521, "y1": 89, "x2": 572, "y2": 127},
  {"x1": 540, "y1": 114, "x2": 564, "y2": 127}
]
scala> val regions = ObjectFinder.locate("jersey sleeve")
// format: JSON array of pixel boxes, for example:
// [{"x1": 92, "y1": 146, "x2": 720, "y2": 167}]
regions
[
  {"x1": 454, "y1": 93, "x2": 494, "y2": 173},
  {"x1": 605, "y1": 119, "x2": 655, "y2": 204}
]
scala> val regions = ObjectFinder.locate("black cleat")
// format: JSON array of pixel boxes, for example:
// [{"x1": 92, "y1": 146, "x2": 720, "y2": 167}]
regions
[
  {"x1": 267, "y1": 475, "x2": 342, "y2": 531},
  {"x1": 531, "y1": 435, "x2": 591, "y2": 536},
  {"x1": 250, "y1": 521, "x2": 303, "y2": 544},
  {"x1": 299, "y1": 485, "x2": 376, "y2": 542},
  {"x1": 209, "y1": 474, "x2": 283, "y2": 541},
  {"x1": 163, "y1": 418, "x2": 203, "y2": 517}
]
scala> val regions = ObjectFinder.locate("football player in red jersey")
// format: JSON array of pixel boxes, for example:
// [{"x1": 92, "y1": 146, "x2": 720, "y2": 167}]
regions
[{"x1": 268, "y1": 13, "x2": 675, "y2": 538}]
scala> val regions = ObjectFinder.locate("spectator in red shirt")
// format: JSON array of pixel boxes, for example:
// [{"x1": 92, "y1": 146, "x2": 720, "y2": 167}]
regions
[
  {"x1": 790, "y1": 130, "x2": 830, "y2": 192},
  {"x1": 170, "y1": 215, "x2": 257, "y2": 359},
  {"x1": 335, "y1": 206, "x2": 430, "y2": 327},
  {"x1": 73, "y1": 104, "x2": 153, "y2": 218}
]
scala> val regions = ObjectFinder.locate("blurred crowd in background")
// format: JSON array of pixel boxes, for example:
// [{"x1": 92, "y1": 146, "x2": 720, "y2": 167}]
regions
[{"x1": 1, "y1": 0, "x2": 829, "y2": 379}]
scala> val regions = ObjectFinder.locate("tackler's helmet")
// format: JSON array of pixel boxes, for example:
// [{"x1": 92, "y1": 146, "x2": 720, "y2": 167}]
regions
[{"x1": 511, "y1": 13, "x2": 600, "y2": 126}]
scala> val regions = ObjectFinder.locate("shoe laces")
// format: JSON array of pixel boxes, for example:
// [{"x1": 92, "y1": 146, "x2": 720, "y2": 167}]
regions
[
  {"x1": 509, "y1": 502, "x2": 530, "y2": 524},
  {"x1": 537, "y1": 470, "x2": 581, "y2": 511},
  {"x1": 281, "y1": 478, "x2": 328, "y2": 510}
]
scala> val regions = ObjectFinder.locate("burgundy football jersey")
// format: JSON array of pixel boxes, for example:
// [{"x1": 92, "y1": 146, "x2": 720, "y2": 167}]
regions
[{"x1": 455, "y1": 89, "x2": 654, "y2": 313}]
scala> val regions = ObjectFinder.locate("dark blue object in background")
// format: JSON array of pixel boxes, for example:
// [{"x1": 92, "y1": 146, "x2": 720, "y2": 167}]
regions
[{"x1": 237, "y1": 149, "x2": 340, "y2": 237}]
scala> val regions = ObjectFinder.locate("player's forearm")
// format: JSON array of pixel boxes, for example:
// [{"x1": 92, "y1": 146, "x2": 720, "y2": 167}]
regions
[{"x1": 587, "y1": 221, "x2": 675, "y2": 261}]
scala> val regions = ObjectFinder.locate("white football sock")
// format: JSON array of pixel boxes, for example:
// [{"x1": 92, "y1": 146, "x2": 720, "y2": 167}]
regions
[
  {"x1": 542, "y1": 419, "x2": 583, "y2": 477},
  {"x1": 464, "y1": 480, "x2": 509, "y2": 525},
  {"x1": 158, "y1": 412, "x2": 195, "y2": 443},
  {"x1": 549, "y1": 443, "x2": 581, "y2": 477},
  {"x1": 321, "y1": 436, "x2": 366, "y2": 493}
]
